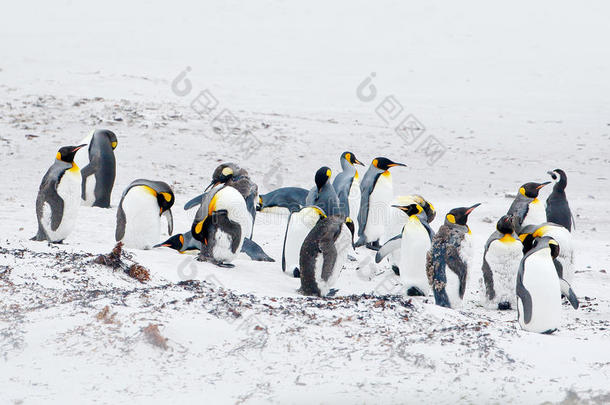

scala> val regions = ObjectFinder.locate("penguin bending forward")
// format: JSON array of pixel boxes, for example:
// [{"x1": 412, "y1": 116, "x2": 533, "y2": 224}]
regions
[
  {"x1": 546, "y1": 169, "x2": 573, "y2": 231},
  {"x1": 257, "y1": 187, "x2": 308, "y2": 213},
  {"x1": 426, "y1": 203, "x2": 481, "y2": 309},
  {"x1": 33, "y1": 144, "x2": 87, "y2": 243},
  {"x1": 115, "y1": 179, "x2": 175, "y2": 249},
  {"x1": 282, "y1": 205, "x2": 327, "y2": 278},
  {"x1": 299, "y1": 216, "x2": 355, "y2": 297},
  {"x1": 305, "y1": 166, "x2": 341, "y2": 217},
  {"x1": 75, "y1": 129, "x2": 117, "y2": 208}
]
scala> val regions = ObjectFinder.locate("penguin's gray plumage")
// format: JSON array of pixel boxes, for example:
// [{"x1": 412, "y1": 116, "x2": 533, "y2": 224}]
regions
[
  {"x1": 545, "y1": 169, "x2": 573, "y2": 231},
  {"x1": 332, "y1": 151, "x2": 364, "y2": 218},
  {"x1": 507, "y1": 181, "x2": 550, "y2": 232},
  {"x1": 306, "y1": 166, "x2": 341, "y2": 217},
  {"x1": 79, "y1": 129, "x2": 117, "y2": 208},
  {"x1": 257, "y1": 187, "x2": 308, "y2": 213}
]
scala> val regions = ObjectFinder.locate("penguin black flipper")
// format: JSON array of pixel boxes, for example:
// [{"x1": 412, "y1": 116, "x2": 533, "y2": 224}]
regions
[
  {"x1": 165, "y1": 209, "x2": 174, "y2": 235},
  {"x1": 184, "y1": 193, "x2": 205, "y2": 210},
  {"x1": 481, "y1": 254, "x2": 496, "y2": 302},
  {"x1": 115, "y1": 205, "x2": 127, "y2": 241},
  {"x1": 80, "y1": 164, "x2": 95, "y2": 202},
  {"x1": 241, "y1": 238, "x2": 274, "y2": 262},
  {"x1": 516, "y1": 259, "x2": 533, "y2": 324},
  {"x1": 507, "y1": 196, "x2": 530, "y2": 231},
  {"x1": 36, "y1": 172, "x2": 65, "y2": 232},
  {"x1": 559, "y1": 278, "x2": 579, "y2": 309},
  {"x1": 422, "y1": 219, "x2": 435, "y2": 241},
  {"x1": 244, "y1": 193, "x2": 257, "y2": 238},
  {"x1": 281, "y1": 212, "x2": 295, "y2": 272},
  {"x1": 356, "y1": 171, "x2": 382, "y2": 245},
  {"x1": 375, "y1": 233, "x2": 401, "y2": 263}
]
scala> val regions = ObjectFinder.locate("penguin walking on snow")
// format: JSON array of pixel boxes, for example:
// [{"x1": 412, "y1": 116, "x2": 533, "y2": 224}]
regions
[
  {"x1": 191, "y1": 185, "x2": 252, "y2": 267},
  {"x1": 391, "y1": 203, "x2": 434, "y2": 296},
  {"x1": 282, "y1": 205, "x2": 327, "y2": 278},
  {"x1": 332, "y1": 151, "x2": 364, "y2": 232},
  {"x1": 426, "y1": 203, "x2": 481, "y2": 309},
  {"x1": 75, "y1": 129, "x2": 117, "y2": 208},
  {"x1": 545, "y1": 169, "x2": 573, "y2": 231},
  {"x1": 115, "y1": 179, "x2": 175, "y2": 249},
  {"x1": 33, "y1": 144, "x2": 87, "y2": 243},
  {"x1": 517, "y1": 236, "x2": 577, "y2": 334},
  {"x1": 507, "y1": 181, "x2": 550, "y2": 232},
  {"x1": 257, "y1": 187, "x2": 308, "y2": 213},
  {"x1": 299, "y1": 216, "x2": 355, "y2": 297},
  {"x1": 305, "y1": 166, "x2": 341, "y2": 216},
  {"x1": 481, "y1": 215, "x2": 523, "y2": 310},
  {"x1": 355, "y1": 157, "x2": 406, "y2": 250}
]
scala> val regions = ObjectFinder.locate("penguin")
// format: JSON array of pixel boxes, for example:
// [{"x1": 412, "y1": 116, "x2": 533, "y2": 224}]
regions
[
  {"x1": 184, "y1": 163, "x2": 258, "y2": 237},
  {"x1": 156, "y1": 231, "x2": 274, "y2": 262},
  {"x1": 299, "y1": 216, "x2": 355, "y2": 297},
  {"x1": 507, "y1": 181, "x2": 551, "y2": 232},
  {"x1": 75, "y1": 129, "x2": 117, "y2": 208},
  {"x1": 332, "y1": 151, "x2": 364, "y2": 231},
  {"x1": 281, "y1": 205, "x2": 327, "y2": 278},
  {"x1": 481, "y1": 215, "x2": 523, "y2": 310},
  {"x1": 305, "y1": 166, "x2": 341, "y2": 217},
  {"x1": 391, "y1": 203, "x2": 434, "y2": 296},
  {"x1": 115, "y1": 179, "x2": 175, "y2": 250},
  {"x1": 376, "y1": 195, "x2": 436, "y2": 275},
  {"x1": 257, "y1": 187, "x2": 308, "y2": 213},
  {"x1": 518, "y1": 222, "x2": 575, "y2": 285},
  {"x1": 32, "y1": 144, "x2": 87, "y2": 243},
  {"x1": 517, "y1": 236, "x2": 577, "y2": 334},
  {"x1": 355, "y1": 157, "x2": 406, "y2": 250},
  {"x1": 426, "y1": 203, "x2": 481, "y2": 309},
  {"x1": 191, "y1": 185, "x2": 252, "y2": 267},
  {"x1": 545, "y1": 169, "x2": 573, "y2": 231}
]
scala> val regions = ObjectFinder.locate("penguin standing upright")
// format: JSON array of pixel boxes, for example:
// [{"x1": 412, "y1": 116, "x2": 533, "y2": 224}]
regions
[
  {"x1": 426, "y1": 203, "x2": 481, "y2": 309},
  {"x1": 33, "y1": 144, "x2": 87, "y2": 243},
  {"x1": 257, "y1": 187, "x2": 309, "y2": 213},
  {"x1": 481, "y1": 215, "x2": 523, "y2": 310},
  {"x1": 282, "y1": 206, "x2": 327, "y2": 278},
  {"x1": 355, "y1": 157, "x2": 406, "y2": 250},
  {"x1": 191, "y1": 185, "x2": 252, "y2": 267},
  {"x1": 299, "y1": 216, "x2": 355, "y2": 297},
  {"x1": 391, "y1": 203, "x2": 434, "y2": 296},
  {"x1": 305, "y1": 166, "x2": 341, "y2": 216},
  {"x1": 516, "y1": 237, "x2": 577, "y2": 334},
  {"x1": 332, "y1": 152, "x2": 364, "y2": 232},
  {"x1": 545, "y1": 169, "x2": 573, "y2": 231},
  {"x1": 115, "y1": 179, "x2": 175, "y2": 250},
  {"x1": 75, "y1": 129, "x2": 117, "y2": 208},
  {"x1": 507, "y1": 181, "x2": 550, "y2": 232}
]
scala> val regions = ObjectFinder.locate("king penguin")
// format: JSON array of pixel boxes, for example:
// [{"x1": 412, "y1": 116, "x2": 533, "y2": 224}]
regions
[
  {"x1": 481, "y1": 215, "x2": 523, "y2": 310},
  {"x1": 355, "y1": 157, "x2": 406, "y2": 250},
  {"x1": 33, "y1": 144, "x2": 87, "y2": 243},
  {"x1": 191, "y1": 185, "x2": 252, "y2": 267},
  {"x1": 391, "y1": 203, "x2": 434, "y2": 296},
  {"x1": 426, "y1": 203, "x2": 481, "y2": 309},
  {"x1": 305, "y1": 166, "x2": 341, "y2": 216},
  {"x1": 75, "y1": 129, "x2": 117, "y2": 208},
  {"x1": 281, "y1": 205, "x2": 327, "y2": 278},
  {"x1": 257, "y1": 187, "x2": 309, "y2": 213},
  {"x1": 299, "y1": 216, "x2": 355, "y2": 297},
  {"x1": 516, "y1": 236, "x2": 577, "y2": 334},
  {"x1": 545, "y1": 169, "x2": 573, "y2": 231},
  {"x1": 507, "y1": 181, "x2": 550, "y2": 232},
  {"x1": 332, "y1": 151, "x2": 364, "y2": 232},
  {"x1": 115, "y1": 179, "x2": 175, "y2": 249}
]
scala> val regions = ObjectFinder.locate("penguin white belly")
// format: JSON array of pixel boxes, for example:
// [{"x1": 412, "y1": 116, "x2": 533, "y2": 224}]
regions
[
  {"x1": 81, "y1": 175, "x2": 96, "y2": 206},
  {"x1": 348, "y1": 179, "x2": 361, "y2": 234},
  {"x1": 120, "y1": 187, "x2": 161, "y2": 249},
  {"x1": 216, "y1": 186, "x2": 251, "y2": 255},
  {"x1": 519, "y1": 253, "x2": 561, "y2": 333},
  {"x1": 543, "y1": 226, "x2": 575, "y2": 284},
  {"x1": 485, "y1": 238, "x2": 523, "y2": 308},
  {"x1": 365, "y1": 173, "x2": 393, "y2": 243},
  {"x1": 211, "y1": 229, "x2": 238, "y2": 262},
  {"x1": 399, "y1": 219, "x2": 431, "y2": 294},
  {"x1": 284, "y1": 211, "x2": 319, "y2": 275},
  {"x1": 44, "y1": 168, "x2": 82, "y2": 242},
  {"x1": 522, "y1": 200, "x2": 546, "y2": 227}
]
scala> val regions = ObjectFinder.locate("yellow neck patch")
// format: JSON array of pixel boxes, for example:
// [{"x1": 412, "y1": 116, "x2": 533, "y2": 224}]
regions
[
  {"x1": 141, "y1": 185, "x2": 158, "y2": 197},
  {"x1": 111, "y1": 141, "x2": 117, "y2": 149},
  {"x1": 354, "y1": 171, "x2": 359, "y2": 180},
  {"x1": 533, "y1": 225, "x2": 549, "y2": 238},
  {"x1": 69, "y1": 162, "x2": 79, "y2": 172},
  {"x1": 208, "y1": 193, "x2": 220, "y2": 215},
  {"x1": 447, "y1": 214, "x2": 456, "y2": 224},
  {"x1": 499, "y1": 233, "x2": 516, "y2": 243},
  {"x1": 382, "y1": 171, "x2": 391, "y2": 177},
  {"x1": 532, "y1": 198, "x2": 540, "y2": 204},
  {"x1": 467, "y1": 226, "x2": 472, "y2": 234}
]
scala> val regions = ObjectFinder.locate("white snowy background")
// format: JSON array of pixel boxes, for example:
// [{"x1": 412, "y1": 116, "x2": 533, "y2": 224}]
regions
[{"x1": 1, "y1": 1, "x2": 609, "y2": 404}]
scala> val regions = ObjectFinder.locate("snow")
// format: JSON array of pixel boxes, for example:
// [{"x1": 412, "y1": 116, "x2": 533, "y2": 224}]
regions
[{"x1": 1, "y1": 0, "x2": 610, "y2": 403}]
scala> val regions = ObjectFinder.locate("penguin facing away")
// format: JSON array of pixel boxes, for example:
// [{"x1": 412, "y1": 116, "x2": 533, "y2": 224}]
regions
[
  {"x1": 299, "y1": 216, "x2": 355, "y2": 297},
  {"x1": 545, "y1": 169, "x2": 573, "y2": 231},
  {"x1": 282, "y1": 205, "x2": 327, "y2": 278},
  {"x1": 76, "y1": 129, "x2": 117, "y2": 208},
  {"x1": 507, "y1": 181, "x2": 550, "y2": 232},
  {"x1": 355, "y1": 157, "x2": 406, "y2": 250},
  {"x1": 33, "y1": 144, "x2": 87, "y2": 243},
  {"x1": 115, "y1": 179, "x2": 175, "y2": 250},
  {"x1": 306, "y1": 166, "x2": 341, "y2": 217},
  {"x1": 257, "y1": 187, "x2": 309, "y2": 213},
  {"x1": 481, "y1": 215, "x2": 523, "y2": 310},
  {"x1": 426, "y1": 203, "x2": 481, "y2": 309},
  {"x1": 332, "y1": 151, "x2": 364, "y2": 230}
]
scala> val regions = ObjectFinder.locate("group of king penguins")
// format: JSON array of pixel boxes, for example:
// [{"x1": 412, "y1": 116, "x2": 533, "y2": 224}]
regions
[{"x1": 33, "y1": 130, "x2": 578, "y2": 334}]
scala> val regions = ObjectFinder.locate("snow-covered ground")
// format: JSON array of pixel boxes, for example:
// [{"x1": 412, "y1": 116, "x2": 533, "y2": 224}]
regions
[{"x1": 1, "y1": 1, "x2": 610, "y2": 404}]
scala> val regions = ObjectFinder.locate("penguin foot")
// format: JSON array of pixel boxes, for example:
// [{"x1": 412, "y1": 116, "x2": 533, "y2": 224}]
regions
[
  {"x1": 327, "y1": 288, "x2": 339, "y2": 297},
  {"x1": 365, "y1": 241, "x2": 381, "y2": 251},
  {"x1": 347, "y1": 254, "x2": 357, "y2": 262},
  {"x1": 498, "y1": 301, "x2": 511, "y2": 310},
  {"x1": 391, "y1": 265, "x2": 400, "y2": 276},
  {"x1": 406, "y1": 287, "x2": 425, "y2": 297},
  {"x1": 541, "y1": 328, "x2": 557, "y2": 335},
  {"x1": 215, "y1": 261, "x2": 235, "y2": 268},
  {"x1": 292, "y1": 268, "x2": 300, "y2": 278}
]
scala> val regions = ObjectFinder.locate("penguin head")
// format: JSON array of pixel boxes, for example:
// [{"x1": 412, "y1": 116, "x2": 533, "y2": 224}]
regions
[
  {"x1": 547, "y1": 169, "x2": 567, "y2": 188},
  {"x1": 95, "y1": 129, "x2": 118, "y2": 149},
  {"x1": 345, "y1": 217, "x2": 355, "y2": 244},
  {"x1": 156, "y1": 190, "x2": 175, "y2": 213},
  {"x1": 56, "y1": 144, "x2": 87, "y2": 163},
  {"x1": 445, "y1": 203, "x2": 481, "y2": 226},
  {"x1": 518, "y1": 224, "x2": 538, "y2": 253},
  {"x1": 392, "y1": 203, "x2": 423, "y2": 217},
  {"x1": 530, "y1": 236, "x2": 559, "y2": 257},
  {"x1": 496, "y1": 215, "x2": 515, "y2": 234},
  {"x1": 315, "y1": 166, "x2": 332, "y2": 190},
  {"x1": 154, "y1": 234, "x2": 185, "y2": 252},
  {"x1": 341, "y1": 152, "x2": 364, "y2": 166},
  {"x1": 371, "y1": 157, "x2": 406, "y2": 171},
  {"x1": 206, "y1": 163, "x2": 238, "y2": 191},
  {"x1": 519, "y1": 182, "x2": 551, "y2": 198}
]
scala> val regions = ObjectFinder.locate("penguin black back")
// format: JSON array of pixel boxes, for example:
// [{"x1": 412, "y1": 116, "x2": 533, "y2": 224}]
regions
[{"x1": 545, "y1": 169, "x2": 573, "y2": 231}]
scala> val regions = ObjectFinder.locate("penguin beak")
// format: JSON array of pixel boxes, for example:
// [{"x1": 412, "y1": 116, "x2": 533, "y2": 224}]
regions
[
  {"x1": 387, "y1": 162, "x2": 406, "y2": 168},
  {"x1": 72, "y1": 144, "x2": 87, "y2": 152},
  {"x1": 391, "y1": 204, "x2": 408, "y2": 211},
  {"x1": 354, "y1": 159, "x2": 364, "y2": 166},
  {"x1": 153, "y1": 243, "x2": 171, "y2": 248},
  {"x1": 465, "y1": 203, "x2": 481, "y2": 215},
  {"x1": 204, "y1": 181, "x2": 219, "y2": 192},
  {"x1": 536, "y1": 182, "x2": 551, "y2": 189}
]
